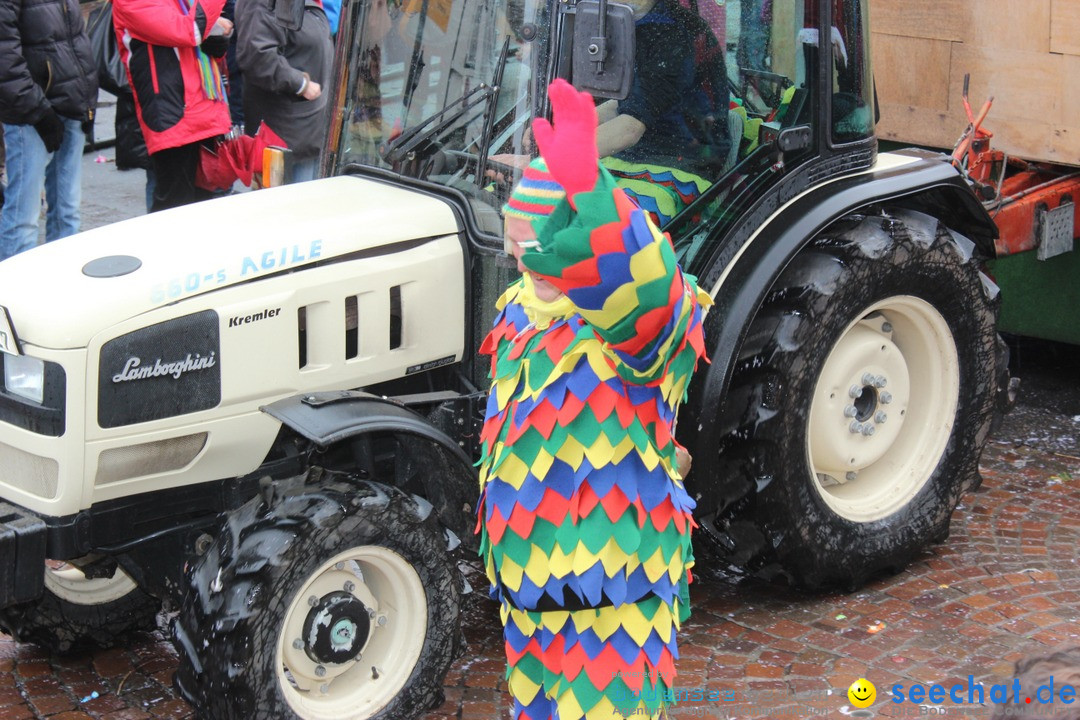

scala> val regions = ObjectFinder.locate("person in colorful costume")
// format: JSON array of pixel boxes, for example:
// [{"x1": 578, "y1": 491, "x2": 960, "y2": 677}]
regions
[{"x1": 476, "y1": 79, "x2": 711, "y2": 720}]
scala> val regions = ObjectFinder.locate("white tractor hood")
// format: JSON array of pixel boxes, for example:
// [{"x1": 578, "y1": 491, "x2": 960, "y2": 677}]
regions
[{"x1": 0, "y1": 175, "x2": 459, "y2": 350}]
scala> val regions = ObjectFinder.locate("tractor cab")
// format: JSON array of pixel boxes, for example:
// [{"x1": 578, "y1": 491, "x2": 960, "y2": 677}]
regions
[{"x1": 325, "y1": 0, "x2": 876, "y2": 263}]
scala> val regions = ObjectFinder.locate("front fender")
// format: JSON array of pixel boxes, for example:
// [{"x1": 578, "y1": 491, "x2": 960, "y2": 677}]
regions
[{"x1": 262, "y1": 391, "x2": 478, "y2": 543}]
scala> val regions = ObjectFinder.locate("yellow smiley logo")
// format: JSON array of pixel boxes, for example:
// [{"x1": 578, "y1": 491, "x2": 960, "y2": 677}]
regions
[{"x1": 848, "y1": 678, "x2": 876, "y2": 708}]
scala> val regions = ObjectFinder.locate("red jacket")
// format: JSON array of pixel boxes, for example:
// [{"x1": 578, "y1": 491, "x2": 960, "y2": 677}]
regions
[{"x1": 113, "y1": 0, "x2": 231, "y2": 155}]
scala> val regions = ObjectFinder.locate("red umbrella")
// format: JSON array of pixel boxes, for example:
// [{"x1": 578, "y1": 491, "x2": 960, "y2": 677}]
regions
[{"x1": 195, "y1": 122, "x2": 288, "y2": 192}]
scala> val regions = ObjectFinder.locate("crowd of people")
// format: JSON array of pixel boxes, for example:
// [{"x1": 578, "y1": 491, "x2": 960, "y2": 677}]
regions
[{"x1": 0, "y1": 0, "x2": 336, "y2": 261}]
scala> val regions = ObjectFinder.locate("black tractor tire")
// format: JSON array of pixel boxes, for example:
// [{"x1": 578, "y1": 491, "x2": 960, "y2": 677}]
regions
[
  {"x1": 173, "y1": 469, "x2": 460, "y2": 720},
  {"x1": 706, "y1": 208, "x2": 1001, "y2": 589},
  {"x1": 0, "y1": 564, "x2": 160, "y2": 653}
]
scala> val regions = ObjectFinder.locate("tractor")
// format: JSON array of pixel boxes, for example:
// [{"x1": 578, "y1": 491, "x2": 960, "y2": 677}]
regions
[{"x1": 0, "y1": 0, "x2": 1007, "y2": 716}]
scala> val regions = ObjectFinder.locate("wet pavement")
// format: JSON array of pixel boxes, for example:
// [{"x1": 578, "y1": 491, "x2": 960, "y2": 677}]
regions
[{"x1": 0, "y1": 117, "x2": 1078, "y2": 720}]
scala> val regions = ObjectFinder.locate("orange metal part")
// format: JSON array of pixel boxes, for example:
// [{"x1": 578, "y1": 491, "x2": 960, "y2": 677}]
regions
[{"x1": 961, "y1": 128, "x2": 1080, "y2": 257}]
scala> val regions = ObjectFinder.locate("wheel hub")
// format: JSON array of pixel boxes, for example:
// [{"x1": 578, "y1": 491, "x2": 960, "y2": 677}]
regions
[
  {"x1": 302, "y1": 592, "x2": 371, "y2": 665},
  {"x1": 810, "y1": 318, "x2": 910, "y2": 475}
]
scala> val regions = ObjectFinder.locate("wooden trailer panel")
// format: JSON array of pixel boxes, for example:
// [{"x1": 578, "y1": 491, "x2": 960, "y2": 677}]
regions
[{"x1": 870, "y1": 0, "x2": 1080, "y2": 166}]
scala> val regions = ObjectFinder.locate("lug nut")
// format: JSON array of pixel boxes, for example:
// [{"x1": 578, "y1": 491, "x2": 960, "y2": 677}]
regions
[
  {"x1": 880, "y1": 391, "x2": 893, "y2": 404},
  {"x1": 344, "y1": 581, "x2": 355, "y2": 593},
  {"x1": 315, "y1": 665, "x2": 326, "y2": 677},
  {"x1": 849, "y1": 385, "x2": 862, "y2": 398},
  {"x1": 845, "y1": 471, "x2": 857, "y2": 482},
  {"x1": 874, "y1": 375, "x2": 887, "y2": 388},
  {"x1": 881, "y1": 321, "x2": 893, "y2": 333},
  {"x1": 308, "y1": 595, "x2": 319, "y2": 607},
  {"x1": 850, "y1": 421, "x2": 861, "y2": 434},
  {"x1": 861, "y1": 373, "x2": 876, "y2": 386},
  {"x1": 875, "y1": 411, "x2": 888, "y2": 423},
  {"x1": 861, "y1": 424, "x2": 876, "y2": 436},
  {"x1": 843, "y1": 405, "x2": 857, "y2": 418},
  {"x1": 320, "y1": 684, "x2": 330, "y2": 694},
  {"x1": 335, "y1": 562, "x2": 345, "y2": 570},
  {"x1": 293, "y1": 638, "x2": 304, "y2": 649},
  {"x1": 377, "y1": 615, "x2": 387, "y2": 627}
]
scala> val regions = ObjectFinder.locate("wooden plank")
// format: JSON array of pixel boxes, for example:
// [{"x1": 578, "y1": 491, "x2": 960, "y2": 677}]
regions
[
  {"x1": 949, "y1": 46, "x2": 1063, "y2": 126},
  {"x1": 968, "y1": 116, "x2": 1079, "y2": 166},
  {"x1": 1051, "y1": 0, "x2": 1080, "y2": 55},
  {"x1": 869, "y1": 0, "x2": 1080, "y2": 164},
  {"x1": 876, "y1": 103, "x2": 963, "y2": 151},
  {"x1": 871, "y1": 33, "x2": 951, "y2": 110},
  {"x1": 964, "y1": 0, "x2": 1050, "y2": 53},
  {"x1": 1057, "y1": 54, "x2": 1080, "y2": 164},
  {"x1": 868, "y1": 0, "x2": 967, "y2": 42}
]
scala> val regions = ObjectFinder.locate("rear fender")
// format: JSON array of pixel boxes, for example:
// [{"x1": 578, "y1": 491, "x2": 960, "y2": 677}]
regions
[{"x1": 682, "y1": 151, "x2": 997, "y2": 515}]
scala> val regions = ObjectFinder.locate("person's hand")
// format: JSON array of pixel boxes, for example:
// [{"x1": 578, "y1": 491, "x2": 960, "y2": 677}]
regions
[
  {"x1": 33, "y1": 108, "x2": 64, "y2": 153},
  {"x1": 675, "y1": 444, "x2": 692, "y2": 478},
  {"x1": 300, "y1": 76, "x2": 322, "y2": 100},
  {"x1": 213, "y1": 17, "x2": 233, "y2": 36},
  {"x1": 484, "y1": 153, "x2": 530, "y2": 184},
  {"x1": 202, "y1": 17, "x2": 232, "y2": 55},
  {"x1": 531, "y1": 79, "x2": 598, "y2": 207}
]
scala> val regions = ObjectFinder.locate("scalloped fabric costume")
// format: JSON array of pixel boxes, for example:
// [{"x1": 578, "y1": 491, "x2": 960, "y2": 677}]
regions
[{"x1": 478, "y1": 135, "x2": 710, "y2": 719}]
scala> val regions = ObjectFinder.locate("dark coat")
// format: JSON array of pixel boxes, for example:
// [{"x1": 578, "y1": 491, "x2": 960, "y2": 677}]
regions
[
  {"x1": 0, "y1": 0, "x2": 97, "y2": 125},
  {"x1": 235, "y1": 0, "x2": 331, "y2": 157}
]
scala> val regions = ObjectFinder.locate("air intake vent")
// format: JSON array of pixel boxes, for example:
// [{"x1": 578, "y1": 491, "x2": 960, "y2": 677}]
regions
[
  {"x1": 390, "y1": 285, "x2": 403, "y2": 350},
  {"x1": 0, "y1": 441, "x2": 59, "y2": 498},
  {"x1": 298, "y1": 306, "x2": 308, "y2": 368},
  {"x1": 95, "y1": 433, "x2": 208, "y2": 485},
  {"x1": 345, "y1": 296, "x2": 358, "y2": 359}
]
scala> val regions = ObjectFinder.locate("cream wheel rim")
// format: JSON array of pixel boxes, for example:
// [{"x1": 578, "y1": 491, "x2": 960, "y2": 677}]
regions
[
  {"x1": 43, "y1": 560, "x2": 138, "y2": 605},
  {"x1": 276, "y1": 545, "x2": 427, "y2": 719},
  {"x1": 807, "y1": 296, "x2": 959, "y2": 522}
]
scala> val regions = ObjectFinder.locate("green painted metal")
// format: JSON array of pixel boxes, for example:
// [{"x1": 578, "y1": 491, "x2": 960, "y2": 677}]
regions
[{"x1": 987, "y1": 243, "x2": 1080, "y2": 345}]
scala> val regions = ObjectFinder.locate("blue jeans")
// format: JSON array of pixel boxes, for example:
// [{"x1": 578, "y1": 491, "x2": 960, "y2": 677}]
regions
[{"x1": 0, "y1": 117, "x2": 85, "y2": 262}]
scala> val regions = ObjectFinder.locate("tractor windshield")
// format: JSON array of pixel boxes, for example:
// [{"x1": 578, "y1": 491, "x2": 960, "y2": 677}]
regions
[
  {"x1": 329, "y1": 0, "x2": 875, "y2": 252},
  {"x1": 331, "y1": 0, "x2": 548, "y2": 236}
]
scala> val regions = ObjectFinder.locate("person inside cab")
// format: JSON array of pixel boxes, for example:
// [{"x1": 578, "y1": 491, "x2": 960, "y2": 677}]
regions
[{"x1": 595, "y1": 0, "x2": 730, "y2": 179}]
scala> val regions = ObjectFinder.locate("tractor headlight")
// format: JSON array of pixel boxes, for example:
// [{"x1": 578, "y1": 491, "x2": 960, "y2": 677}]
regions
[{"x1": 4, "y1": 353, "x2": 45, "y2": 404}]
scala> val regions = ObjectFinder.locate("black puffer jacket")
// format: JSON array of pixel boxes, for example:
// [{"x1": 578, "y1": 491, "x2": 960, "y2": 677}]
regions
[{"x1": 0, "y1": 0, "x2": 98, "y2": 125}]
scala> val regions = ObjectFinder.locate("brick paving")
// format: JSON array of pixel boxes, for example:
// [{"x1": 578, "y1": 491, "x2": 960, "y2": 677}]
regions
[{"x1": 2, "y1": 429, "x2": 1078, "y2": 720}]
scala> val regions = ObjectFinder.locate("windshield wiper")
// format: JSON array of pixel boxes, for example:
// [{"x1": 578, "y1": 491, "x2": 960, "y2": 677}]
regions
[
  {"x1": 474, "y1": 37, "x2": 511, "y2": 187},
  {"x1": 381, "y1": 38, "x2": 511, "y2": 172}
]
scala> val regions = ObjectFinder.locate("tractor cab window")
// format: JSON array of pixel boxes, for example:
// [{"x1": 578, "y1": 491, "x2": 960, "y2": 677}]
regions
[
  {"x1": 331, "y1": 0, "x2": 853, "y2": 252},
  {"x1": 332, "y1": 0, "x2": 549, "y2": 236},
  {"x1": 602, "y1": 0, "x2": 819, "y2": 250},
  {"x1": 827, "y1": 0, "x2": 873, "y2": 144}
]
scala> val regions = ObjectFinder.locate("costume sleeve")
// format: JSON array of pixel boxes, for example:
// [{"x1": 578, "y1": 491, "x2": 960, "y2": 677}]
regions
[
  {"x1": 113, "y1": 0, "x2": 225, "y2": 48},
  {"x1": 521, "y1": 167, "x2": 710, "y2": 386},
  {"x1": 0, "y1": 0, "x2": 50, "y2": 124},
  {"x1": 235, "y1": 0, "x2": 306, "y2": 95}
]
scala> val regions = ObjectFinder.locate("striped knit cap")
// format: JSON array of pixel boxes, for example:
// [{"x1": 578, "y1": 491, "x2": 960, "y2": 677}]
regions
[{"x1": 503, "y1": 158, "x2": 566, "y2": 237}]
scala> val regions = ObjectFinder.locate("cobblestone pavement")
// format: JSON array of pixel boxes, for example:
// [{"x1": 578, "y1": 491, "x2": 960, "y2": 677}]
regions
[{"x1": 1, "y1": 401, "x2": 1078, "y2": 720}]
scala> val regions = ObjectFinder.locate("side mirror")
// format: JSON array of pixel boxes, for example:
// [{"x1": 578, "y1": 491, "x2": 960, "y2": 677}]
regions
[
  {"x1": 274, "y1": 0, "x2": 304, "y2": 30},
  {"x1": 572, "y1": 0, "x2": 634, "y2": 99}
]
